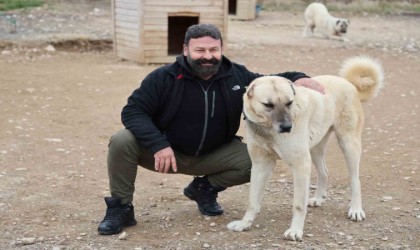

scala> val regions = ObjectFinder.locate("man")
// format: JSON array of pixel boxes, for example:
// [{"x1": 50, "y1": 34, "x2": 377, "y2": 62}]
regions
[{"x1": 98, "y1": 23, "x2": 324, "y2": 235}]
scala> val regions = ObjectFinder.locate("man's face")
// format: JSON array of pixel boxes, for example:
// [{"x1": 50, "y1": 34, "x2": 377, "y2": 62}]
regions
[{"x1": 183, "y1": 36, "x2": 223, "y2": 80}]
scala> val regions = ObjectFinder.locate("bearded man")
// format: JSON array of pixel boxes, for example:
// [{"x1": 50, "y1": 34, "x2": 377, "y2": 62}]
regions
[{"x1": 97, "y1": 23, "x2": 324, "y2": 235}]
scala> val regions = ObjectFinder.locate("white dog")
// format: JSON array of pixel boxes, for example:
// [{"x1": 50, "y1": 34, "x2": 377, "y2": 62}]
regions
[
  {"x1": 227, "y1": 56, "x2": 384, "y2": 241},
  {"x1": 303, "y1": 2, "x2": 350, "y2": 41}
]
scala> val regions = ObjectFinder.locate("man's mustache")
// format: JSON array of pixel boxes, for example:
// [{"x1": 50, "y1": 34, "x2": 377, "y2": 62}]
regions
[{"x1": 196, "y1": 57, "x2": 219, "y2": 65}]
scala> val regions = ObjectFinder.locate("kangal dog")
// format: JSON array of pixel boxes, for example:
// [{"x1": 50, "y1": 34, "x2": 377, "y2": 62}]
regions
[
  {"x1": 227, "y1": 56, "x2": 384, "y2": 241},
  {"x1": 303, "y1": 2, "x2": 350, "y2": 41}
]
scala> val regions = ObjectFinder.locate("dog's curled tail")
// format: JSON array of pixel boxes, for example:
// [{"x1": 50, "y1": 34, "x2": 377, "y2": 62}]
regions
[{"x1": 339, "y1": 56, "x2": 385, "y2": 102}]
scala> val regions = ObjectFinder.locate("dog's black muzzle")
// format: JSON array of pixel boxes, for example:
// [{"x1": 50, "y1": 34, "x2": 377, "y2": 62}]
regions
[{"x1": 278, "y1": 123, "x2": 292, "y2": 133}]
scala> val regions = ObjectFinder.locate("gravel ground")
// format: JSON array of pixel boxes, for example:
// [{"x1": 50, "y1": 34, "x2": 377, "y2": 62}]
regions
[{"x1": 1, "y1": 1, "x2": 419, "y2": 249}]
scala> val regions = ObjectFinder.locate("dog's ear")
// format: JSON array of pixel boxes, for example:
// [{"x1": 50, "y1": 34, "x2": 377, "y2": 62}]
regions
[
  {"x1": 336, "y1": 20, "x2": 340, "y2": 25},
  {"x1": 247, "y1": 84, "x2": 255, "y2": 98}
]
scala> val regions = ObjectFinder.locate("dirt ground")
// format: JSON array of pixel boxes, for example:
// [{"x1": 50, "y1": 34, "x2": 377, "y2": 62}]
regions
[{"x1": 1, "y1": 2, "x2": 419, "y2": 250}]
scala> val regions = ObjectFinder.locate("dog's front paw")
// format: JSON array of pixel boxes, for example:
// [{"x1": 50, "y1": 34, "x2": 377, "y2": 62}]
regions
[
  {"x1": 227, "y1": 220, "x2": 252, "y2": 232},
  {"x1": 308, "y1": 197, "x2": 325, "y2": 207},
  {"x1": 348, "y1": 208, "x2": 365, "y2": 221},
  {"x1": 284, "y1": 227, "x2": 304, "y2": 241}
]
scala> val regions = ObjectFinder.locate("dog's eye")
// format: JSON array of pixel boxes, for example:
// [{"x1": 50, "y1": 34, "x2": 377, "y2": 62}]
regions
[
  {"x1": 262, "y1": 102, "x2": 274, "y2": 109},
  {"x1": 286, "y1": 101, "x2": 293, "y2": 107}
]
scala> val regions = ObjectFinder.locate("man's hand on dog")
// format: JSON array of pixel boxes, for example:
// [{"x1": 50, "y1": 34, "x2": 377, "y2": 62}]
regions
[{"x1": 294, "y1": 78, "x2": 325, "y2": 94}]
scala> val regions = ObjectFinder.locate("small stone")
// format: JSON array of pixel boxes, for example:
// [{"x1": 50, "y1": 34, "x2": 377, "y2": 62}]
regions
[
  {"x1": 1, "y1": 50, "x2": 12, "y2": 56},
  {"x1": 45, "y1": 44, "x2": 56, "y2": 52},
  {"x1": 118, "y1": 231, "x2": 128, "y2": 240},
  {"x1": 18, "y1": 237, "x2": 36, "y2": 245},
  {"x1": 382, "y1": 196, "x2": 393, "y2": 201}
]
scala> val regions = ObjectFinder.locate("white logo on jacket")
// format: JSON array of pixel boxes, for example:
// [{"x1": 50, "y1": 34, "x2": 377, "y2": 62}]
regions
[{"x1": 232, "y1": 85, "x2": 240, "y2": 91}]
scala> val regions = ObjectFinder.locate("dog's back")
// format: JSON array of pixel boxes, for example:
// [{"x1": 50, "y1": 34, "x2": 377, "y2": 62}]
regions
[{"x1": 304, "y1": 2, "x2": 329, "y2": 21}]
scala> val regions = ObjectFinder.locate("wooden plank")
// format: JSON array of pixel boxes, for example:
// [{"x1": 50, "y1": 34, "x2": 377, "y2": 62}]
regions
[
  {"x1": 144, "y1": 31, "x2": 168, "y2": 38},
  {"x1": 115, "y1": 14, "x2": 139, "y2": 22},
  {"x1": 116, "y1": 44, "x2": 140, "y2": 55},
  {"x1": 143, "y1": 25, "x2": 167, "y2": 31},
  {"x1": 143, "y1": 6, "x2": 223, "y2": 13},
  {"x1": 115, "y1": 27, "x2": 139, "y2": 36},
  {"x1": 143, "y1": 37, "x2": 168, "y2": 44},
  {"x1": 115, "y1": 8, "x2": 139, "y2": 17},
  {"x1": 115, "y1": 1, "x2": 139, "y2": 10},
  {"x1": 116, "y1": 38, "x2": 140, "y2": 48},
  {"x1": 115, "y1": 28, "x2": 140, "y2": 39},
  {"x1": 115, "y1": 32, "x2": 139, "y2": 42},
  {"x1": 115, "y1": 0, "x2": 138, "y2": 4},
  {"x1": 201, "y1": 15, "x2": 224, "y2": 20},
  {"x1": 168, "y1": 12, "x2": 200, "y2": 17},
  {"x1": 144, "y1": 1, "x2": 223, "y2": 6},
  {"x1": 143, "y1": 44, "x2": 167, "y2": 50},
  {"x1": 144, "y1": 50, "x2": 169, "y2": 57},
  {"x1": 116, "y1": 21, "x2": 139, "y2": 29},
  {"x1": 144, "y1": 11, "x2": 201, "y2": 19},
  {"x1": 143, "y1": 18, "x2": 168, "y2": 25}
]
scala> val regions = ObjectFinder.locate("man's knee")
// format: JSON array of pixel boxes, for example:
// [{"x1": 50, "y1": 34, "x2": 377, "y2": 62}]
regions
[
  {"x1": 108, "y1": 129, "x2": 137, "y2": 152},
  {"x1": 236, "y1": 165, "x2": 251, "y2": 184}
]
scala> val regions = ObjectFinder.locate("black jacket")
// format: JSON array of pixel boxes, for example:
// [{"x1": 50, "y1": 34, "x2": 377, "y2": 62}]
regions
[{"x1": 121, "y1": 55, "x2": 308, "y2": 155}]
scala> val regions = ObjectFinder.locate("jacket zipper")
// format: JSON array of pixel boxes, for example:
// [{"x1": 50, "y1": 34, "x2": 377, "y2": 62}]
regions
[
  {"x1": 211, "y1": 91, "x2": 215, "y2": 118},
  {"x1": 195, "y1": 80, "x2": 214, "y2": 156}
]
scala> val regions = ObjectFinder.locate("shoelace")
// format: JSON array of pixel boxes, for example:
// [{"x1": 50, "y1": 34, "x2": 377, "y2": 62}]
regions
[{"x1": 103, "y1": 207, "x2": 125, "y2": 223}]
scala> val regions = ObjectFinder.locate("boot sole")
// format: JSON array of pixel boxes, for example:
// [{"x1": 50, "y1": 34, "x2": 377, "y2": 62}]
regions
[
  {"x1": 98, "y1": 219, "x2": 137, "y2": 235},
  {"x1": 183, "y1": 188, "x2": 223, "y2": 216}
]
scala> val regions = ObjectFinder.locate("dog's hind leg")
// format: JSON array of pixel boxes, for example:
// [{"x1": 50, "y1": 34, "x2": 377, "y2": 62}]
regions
[
  {"x1": 336, "y1": 132, "x2": 366, "y2": 222},
  {"x1": 303, "y1": 21, "x2": 315, "y2": 37},
  {"x1": 227, "y1": 156, "x2": 276, "y2": 232},
  {"x1": 308, "y1": 130, "x2": 333, "y2": 207}
]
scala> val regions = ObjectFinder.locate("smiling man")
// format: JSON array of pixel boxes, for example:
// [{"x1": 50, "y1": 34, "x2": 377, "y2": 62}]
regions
[{"x1": 97, "y1": 23, "x2": 324, "y2": 235}]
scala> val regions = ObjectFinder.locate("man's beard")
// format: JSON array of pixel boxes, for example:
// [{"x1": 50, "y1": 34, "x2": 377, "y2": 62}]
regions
[{"x1": 187, "y1": 54, "x2": 222, "y2": 79}]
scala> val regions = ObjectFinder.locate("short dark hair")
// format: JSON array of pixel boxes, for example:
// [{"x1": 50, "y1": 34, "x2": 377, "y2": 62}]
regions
[{"x1": 184, "y1": 23, "x2": 223, "y2": 46}]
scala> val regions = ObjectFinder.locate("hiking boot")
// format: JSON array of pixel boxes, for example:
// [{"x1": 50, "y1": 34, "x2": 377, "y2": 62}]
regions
[
  {"x1": 183, "y1": 176, "x2": 226, "y2": 216},
  {"x1": 98, "y1": 197, "x2": 137, "y2": 235}
]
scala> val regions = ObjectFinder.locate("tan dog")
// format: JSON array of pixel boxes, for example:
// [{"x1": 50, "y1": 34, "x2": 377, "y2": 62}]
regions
[
  {"x1": 227, "y1": 56, "x2": 384, "y2": 241},
  {"x1": 303, "y1": 2, "x2": 350, "y2": 41}
]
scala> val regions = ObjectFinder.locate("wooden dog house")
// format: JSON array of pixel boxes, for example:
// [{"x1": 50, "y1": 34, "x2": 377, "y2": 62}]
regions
[
  {"x1": 229, "y1": 0, "x2": 256, "y2": 20},
  {"x1": 112, "y1": 0, "x2": 228, "y2": 64}
]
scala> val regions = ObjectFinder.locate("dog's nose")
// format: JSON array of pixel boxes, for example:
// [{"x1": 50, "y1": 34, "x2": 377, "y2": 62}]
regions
[{"x1": 279, "y1": 124, "x2": 292, "y2": 133}]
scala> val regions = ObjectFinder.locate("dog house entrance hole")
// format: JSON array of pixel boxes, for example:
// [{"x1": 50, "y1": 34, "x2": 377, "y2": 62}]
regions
[
  {"x1": 168, "y1": 14, "x2": 199, "y2": 55},
  {"x1": 229, "y1": 0, "x2": 237, "y2": 15}
]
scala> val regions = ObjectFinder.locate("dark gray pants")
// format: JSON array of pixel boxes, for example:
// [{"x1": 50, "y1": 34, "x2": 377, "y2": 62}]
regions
[{"x1": 107, "y1": 129, "x2": 251, "y2": 204}]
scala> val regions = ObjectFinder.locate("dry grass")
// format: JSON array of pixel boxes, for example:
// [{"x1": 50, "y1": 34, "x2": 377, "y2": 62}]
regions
[{"x1": 262, "y1": 0, "x2": 420, "y2": 15}]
